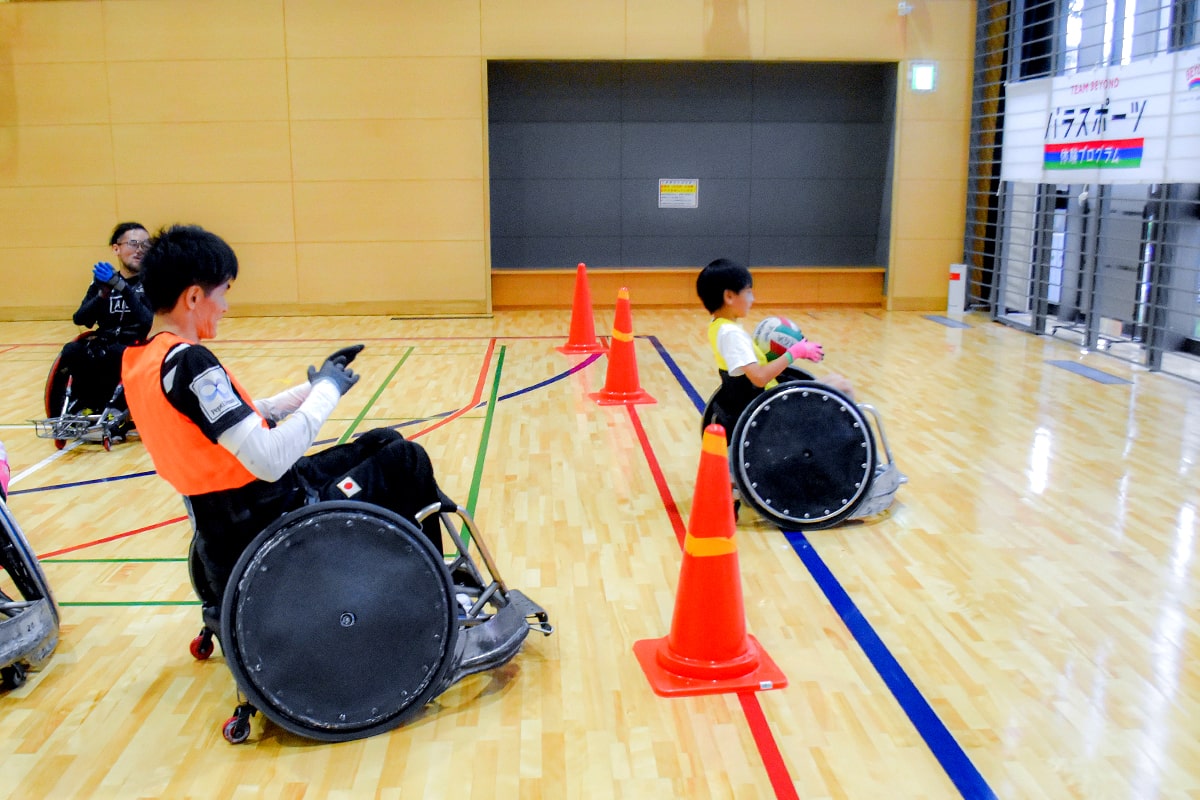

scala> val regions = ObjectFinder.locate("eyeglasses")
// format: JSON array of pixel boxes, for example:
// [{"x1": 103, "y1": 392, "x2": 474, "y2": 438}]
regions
[{"x1": 119, "y1": 239, "x2": 151, "y2": 252}]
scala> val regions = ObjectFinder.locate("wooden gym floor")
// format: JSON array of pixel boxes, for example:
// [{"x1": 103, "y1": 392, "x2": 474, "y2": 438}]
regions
[{"x1": 1, "y1": 307, "x2": 1197, "y2": 799}]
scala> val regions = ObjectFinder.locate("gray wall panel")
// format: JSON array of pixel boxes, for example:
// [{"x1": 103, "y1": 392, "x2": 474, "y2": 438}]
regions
[
  {"x1": 751, "y1": 179, "x2": 882, "y2": 235},
  {"x1": 492, "y1": 236, "x2": 623, "y2": 270},
  {"x1": 623, "y1": 236, "x2": 751, "y2": 267},
  {"x1": 751, "y1": 236, "x2": 879, "y2": 266},
  {"x1": 620, "y1": 179, "x2": 749, "y2": 235},
  {"x1": 752, "y1": 123, "x2": 890, "y2": 179},
  {"x1": 620, "y1": 62, "x2": 754, "y2": 121},
  {"x1": 621, "y1": 123, "x2": 752, "y2": 178},
  {"x1": 488, "y1": 61, "x2": 895, "y2": 269},
  {"x1": 488, "y1": 62, "x2": 622, "y2": 122},
  {"x1": 489, "y1": 123, "x2": 622, "y2": 179},
  {"x1": 752, "y1": 63, "x2": 892, "y2": 122},
  {"x1": 490, "y1": 179, "x2": 621, "y2": 237}
]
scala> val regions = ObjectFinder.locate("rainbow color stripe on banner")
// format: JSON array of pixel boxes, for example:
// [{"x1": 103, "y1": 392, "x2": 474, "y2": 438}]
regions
[
  {"x1": 1044, "y1": 138, "x2": 1143, "y2": 169},
  {"x1": 1190, "y1": 74, "x2": 1200, "y2": 89}
]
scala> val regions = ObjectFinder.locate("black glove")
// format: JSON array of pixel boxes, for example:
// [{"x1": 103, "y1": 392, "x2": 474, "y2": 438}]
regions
[
  {"x1": 326, "y1": 343, "x2": 364, "y2": 367},
  {"x1": 308, "y1": 357, "x2": 360, "y2": 396}
]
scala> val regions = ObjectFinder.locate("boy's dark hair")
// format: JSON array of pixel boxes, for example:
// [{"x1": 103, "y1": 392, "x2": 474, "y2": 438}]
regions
[
  {"x1": 108, "y1": 221, "x2": 147, "y2": 246},
  {"x1": 141, "y1": 225, "x2": 239, "y2": 313},
  {"x1": 696, "y1": 258, "x2": 753, "y2": 313}
]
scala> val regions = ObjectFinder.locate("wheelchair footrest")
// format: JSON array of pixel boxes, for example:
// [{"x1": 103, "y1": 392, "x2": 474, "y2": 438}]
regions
[
  {"x1": 0, "y1": 597, "x2": 59, "y2": 673},
  {"x1": 850, "y1": 463, "x2": 907, "y2": 519},
  {"x1": 450, "y1": 590, "x2": 549, "y2": 683}
]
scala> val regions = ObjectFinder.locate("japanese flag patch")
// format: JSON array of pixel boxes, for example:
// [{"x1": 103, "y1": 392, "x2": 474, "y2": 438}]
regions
[{"x1": 336, "y1": 476, "x2": 362, "y2": 498}]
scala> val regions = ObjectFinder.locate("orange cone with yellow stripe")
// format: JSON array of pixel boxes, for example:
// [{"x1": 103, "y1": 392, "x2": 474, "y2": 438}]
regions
[
  {"x1": 634, "y1": 424, "x2": 787, "y2": 696},
  {"x1": 557, "y1": 262, "x2": 606, "y2": 354},
  {"x1": 589, "y1": 287, "x2": 655, "y2": 405}
]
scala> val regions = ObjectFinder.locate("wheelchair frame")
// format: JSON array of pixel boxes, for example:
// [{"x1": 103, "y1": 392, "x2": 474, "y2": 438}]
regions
[{"x1": 32, "y1": 332, "x2": 132, "y2": 451}]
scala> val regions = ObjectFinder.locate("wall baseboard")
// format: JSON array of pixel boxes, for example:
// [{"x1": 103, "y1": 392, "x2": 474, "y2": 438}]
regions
[{"x1": 491, "y1": 267, "x2": 887, "y2": 309}]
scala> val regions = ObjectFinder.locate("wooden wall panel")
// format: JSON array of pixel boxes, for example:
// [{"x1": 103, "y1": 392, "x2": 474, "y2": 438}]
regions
[
  {"x1": 293, "y1": 180, "x2": 485, "y2": 243},
  {"x1": 9, "y1": 63, "x2": 110, "y2": 125},
  {"x1": 106, "y1": 61, "x2": 290, "y2": 123},
  {"x1": 0, "y1": 0, "x2": 976, "y2": 319},
  {"x1": 283, "y1": 0, "x2": 481, "y2": 58},
  {"x1": 287, "y1": 58, "x2": 482, "y2": 120},
  {"x1": 1, "y1": 126, "x2": 114, "y2": 186},
  {"x1": 763, "y1": 0, "x2": 905, "y2": 59},
  {"x1": 0, "y1": 2, "x2": 105, "y2": 63},
  {"x1": 115, "y1": 183, "x2": 297, "y2": 243},
  {"x1": 297, "y1": 241, "x2": 488, "y2": 305},
  {"x1": 0, "y1": 186, "x2": 117, "y2": 248},
  {"x1": 111, "y1": 122, "x2": 293, "y2": 184},
  {"x1": 102, "y1": 0, "x2": 285, "y2": 60},
  {"x1": 482, "y1": 0, "x2": 627, "y2": 58},
  {"x1": 290, "y1": 120, "x2": 483, "y2": 181}
]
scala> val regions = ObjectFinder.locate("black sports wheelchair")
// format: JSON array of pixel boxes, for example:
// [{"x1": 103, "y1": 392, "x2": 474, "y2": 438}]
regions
[
  {"x1": 185, "y1": 493, "x2": 552, "y2": 744},
  {"x1": 703, "y1": 367, "x2": 906, "y2": 530},
  {"x1": 0, "y1": 493, "x2": 60, "y2": 692},
  {"x1": 32, "y1": 331, "x2": 133, "y2": 451}
]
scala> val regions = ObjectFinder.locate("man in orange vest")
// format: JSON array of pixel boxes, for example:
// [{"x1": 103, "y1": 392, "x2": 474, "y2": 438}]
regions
[{"x1": 122, "y1": 224, "x2": 446, "y2": 601}]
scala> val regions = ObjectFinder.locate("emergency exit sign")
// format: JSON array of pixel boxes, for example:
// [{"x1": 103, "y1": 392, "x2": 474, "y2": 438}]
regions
[{"x1": 658, "y1": 179, "x2": 698, "y2": 208}]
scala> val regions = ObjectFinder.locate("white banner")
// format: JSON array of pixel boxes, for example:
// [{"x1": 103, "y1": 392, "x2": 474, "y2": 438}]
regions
[{"x1": 1001, "y1": 46, "x2": 1200, "y2": 184}]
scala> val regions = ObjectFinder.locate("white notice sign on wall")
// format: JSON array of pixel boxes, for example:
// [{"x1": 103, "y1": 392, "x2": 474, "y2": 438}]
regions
[{"x1": 658, "y1": 179, "x2": 699, "y2": 208}]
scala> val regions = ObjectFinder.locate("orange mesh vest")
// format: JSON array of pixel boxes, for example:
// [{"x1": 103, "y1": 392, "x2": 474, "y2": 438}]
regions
[{"x1": 122, "y1": 332, "x2": 264, "y2": 496}]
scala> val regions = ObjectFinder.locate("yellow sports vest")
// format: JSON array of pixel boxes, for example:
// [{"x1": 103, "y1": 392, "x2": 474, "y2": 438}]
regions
[{"x1": 707, "y1": 318, "x2": 777, "y2": 389}]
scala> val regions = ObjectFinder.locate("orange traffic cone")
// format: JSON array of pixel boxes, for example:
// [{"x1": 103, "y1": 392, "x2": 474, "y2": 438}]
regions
[
  {"x1": 633, "y1": 424, "x2": 787, "y2": 697},
  {"x1": 557, "y1": 262, "x2": 605, "y2": 354},
  {"x1": 589, "y1": 287, "x2": 655, "y2": 406}
]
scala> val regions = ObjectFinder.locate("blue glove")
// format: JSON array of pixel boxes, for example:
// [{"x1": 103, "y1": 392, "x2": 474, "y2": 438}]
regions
[{"x1": 93, "y1": 262, "x2": 115, "y2": 284}]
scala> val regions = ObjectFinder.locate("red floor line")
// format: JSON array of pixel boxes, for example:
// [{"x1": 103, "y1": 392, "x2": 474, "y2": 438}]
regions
[
  {"x1": 739, "y1": 692, "x2": 802, "y2": 800},
  {"x1": 625, "y1": 405, "x2": 686, "y2": 548},
  {"x1": 625, "y1": 405, "x2": 797, "y2": 799},
  {"x1": 410, "y1": 338, "x2": 497, "y2": 440},
  {"x1": 39, "y1": 515, "x2": 188, "y2": 559}
]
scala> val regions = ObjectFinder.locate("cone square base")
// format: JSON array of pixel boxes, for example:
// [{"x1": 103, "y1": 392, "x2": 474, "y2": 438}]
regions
[
  {"x1": 589, "y1": 389, "x2": 656, "y2": 406},
  {"x1": 556, "y1": 342, "x2": 607, "y2": 354},
  {"x1": 632, "y1": 635, "x2": 788, "y2": 697}
]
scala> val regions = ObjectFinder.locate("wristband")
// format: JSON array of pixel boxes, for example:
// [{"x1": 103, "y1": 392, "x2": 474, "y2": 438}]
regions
[{"x1": 785, "y1": 351, "x2": 795, "y2": 364}]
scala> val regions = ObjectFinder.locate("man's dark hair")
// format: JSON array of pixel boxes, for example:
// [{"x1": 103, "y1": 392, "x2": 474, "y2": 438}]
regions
[
  {"x1": 141, "y1": 225, "x2": 239, "y2": 313},
  {"x1": 109, "y1": 221, "x2": 147, "y2": 246},
  {"x1": 696, "y1": 258, "x2": 753, "y2": 313}
]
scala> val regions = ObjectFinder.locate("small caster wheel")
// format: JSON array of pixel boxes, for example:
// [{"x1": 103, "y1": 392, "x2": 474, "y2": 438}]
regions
[
  {"x1": 221, "y1": 703, "x2": 257, "y2": 744},
  {"x1": 102, "y1": 436, "x2": 112, "y2": 452},
  {"x1": 54, "y1": 439, "x2": 66, "y2": 451},
  {"x1": 2, "y1": 663, "x2": 28, "y2": 690},
  {"x1": 222, "y1": 715, "x2": 251, "y2": 744},
  {"x1": 190, "y1": 630, "x2": 215, "y2": 660}
]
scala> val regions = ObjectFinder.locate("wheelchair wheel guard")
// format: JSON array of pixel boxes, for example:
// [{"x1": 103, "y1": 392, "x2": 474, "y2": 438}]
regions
[
  {"x1": 731, "y1": 381, "x2": 876, "y2": 530},
  {"x1": 220, "y1": 501, "x2": 459, "y2": 742},
  {"x1": 0, "y1": 498, "x2": 60, "y2": 689}
]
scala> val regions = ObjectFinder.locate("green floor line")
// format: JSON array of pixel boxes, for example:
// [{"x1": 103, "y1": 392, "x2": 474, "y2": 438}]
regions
[
  {"x1": 339, "y1": 347, "x2": 414, "y2": 444},
  {"x1": 466, "y1": 344, "x2": 506, "y2": 520},
  {"x1": 59, "y1": 600, "x2": 200, "y2": 607}
]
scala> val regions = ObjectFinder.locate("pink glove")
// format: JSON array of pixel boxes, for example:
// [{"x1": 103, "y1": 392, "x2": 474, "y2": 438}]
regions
[
  {"x1": 0, "y1": 441, "x2": 9, "y2": 498},
  {"x1": 787, "y1": 339, "x2": 824, "y2": 363}
]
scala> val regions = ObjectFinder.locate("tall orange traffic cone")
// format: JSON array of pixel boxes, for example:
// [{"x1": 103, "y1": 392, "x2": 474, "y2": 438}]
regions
[
  {"x1": 589, "y1": 287, "x2": 655, "y2": 406},
  {"x1": 557, "y1": 262, "x2": 605, "y2": 354},
  {"x1": 633, "y1": 424, "x2": 787, "y2": 697}
]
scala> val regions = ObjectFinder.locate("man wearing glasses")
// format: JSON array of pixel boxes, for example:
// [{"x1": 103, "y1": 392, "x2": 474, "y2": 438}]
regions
[{"x1": 53, "y1": 222, "x2": 154, "y2": 427}]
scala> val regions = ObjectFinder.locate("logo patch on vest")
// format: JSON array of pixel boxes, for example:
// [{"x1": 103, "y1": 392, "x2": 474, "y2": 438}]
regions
[
  {"x1": 190, "y1": 366, "x2": 241, "y2": 424},
  {"x1": 336, "y1": 476, "x2": 362, "y2": 498}
]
